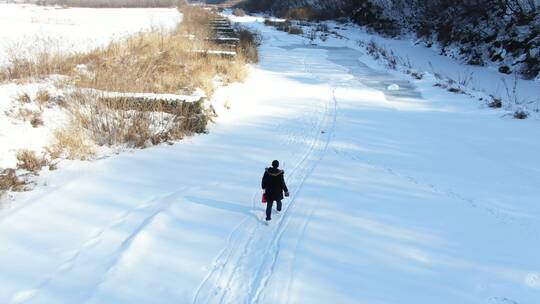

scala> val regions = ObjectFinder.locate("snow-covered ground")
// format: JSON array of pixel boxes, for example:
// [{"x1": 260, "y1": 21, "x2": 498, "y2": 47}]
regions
[
  {"x1": 317, "y1": 21, "x2": 540, "y2": 118},
  {"x1": 0, "y1": 4, "x2": 180, "y2": 66},
  {"x1": 0, "y1": 4, "x2": 181, "y2": 169},
  {"x1": 1, "y1": 11, "x2": 539, "y2": 304}
]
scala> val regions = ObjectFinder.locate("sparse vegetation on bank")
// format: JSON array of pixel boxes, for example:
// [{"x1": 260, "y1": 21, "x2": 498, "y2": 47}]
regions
[
  {"x1": 239, "y1": 0, "x2": 540, "y2": 81},
  {"x1": 263, "y1": 19, "x2": 303, "y2": 35},
  {"x1": 0, "y1": 5, "x2": 258, "y2": 96},
  {"x1": 0, "y1": 3, "x2": 260, "y2": 194},
  {"x1": 0, "y1": 169, "x2": 27, "y2": 193},
  {"x1": 55, "y1": 89, "x2": 211, "y2": 153}
]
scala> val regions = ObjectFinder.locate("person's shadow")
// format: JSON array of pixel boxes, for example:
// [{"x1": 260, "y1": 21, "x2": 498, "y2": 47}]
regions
[{"x1": 185, "y1": 195, "x2": 261, "y2": 221}]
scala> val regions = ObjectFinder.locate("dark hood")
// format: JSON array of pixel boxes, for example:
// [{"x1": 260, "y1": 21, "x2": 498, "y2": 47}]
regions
[{"x1": 266, "y1": 167, "x2": 284, "y2": 176}]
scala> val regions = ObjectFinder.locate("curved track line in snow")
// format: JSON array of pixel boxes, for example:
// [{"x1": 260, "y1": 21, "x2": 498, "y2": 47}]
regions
[
  {"x1": 284, "y1": 206, "x2": 316, "y2": 304},
  {"x1": 191, "y1": 52, "x2": 330, "y2": 304},
  {"x1": 333, "y1": 148, "x2": 540, "y2": 241},
  {"x1": 214, "y1": 95, "x2": 331, "y2": 304},
  {"x1": 191, "y1": 39, "x2": 345, "y2": 303},
  {"x1": 0, "y1": 171, "x2": 87, "y2": 222},
  {"x1": 193, "y1": 98, "x2": 328, "y2": 303},
  {"x1": 84, "y1": 193, "x2": 181, "y2": 301},
  {"x1": 191, "y1": 68, "x2": 324, "y2": 303},
  {"x1": 227, "y1": 92, "x2": 331, "y2": 303},
  {"x1": 250, "y1": 89, "x2": 338, "y2": 304},
  {"x1": 8, "y1": 192, "x2": 169, "y2": 304},
  {"x1": 11, "y1": 190, "x2": 188, "y2": 304},
  {"x1": 191, "y1": 193, "x2": 255, "y2": 304},
  {"x1": 12, "y1": 182, "x2": 224, "y2": 304}
]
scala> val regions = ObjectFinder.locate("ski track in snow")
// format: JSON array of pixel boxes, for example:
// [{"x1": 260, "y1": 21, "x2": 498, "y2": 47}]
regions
[
  {"x1": 2, "y1": 12, "x2": 540, "y2": 304},
  {"x1": 11, "y1": 184, "x2": 216, "y2": 304},
  {"x1": 11, "y1": 192, "x2": 178, "y2": 303},
  {"x1": 332, "y1": 148, "x2": 540, "y2": 241},
  {"x1": 193, "y1": 45, "x2": 338, "y2": 304},
  {"x1": 190, "y1": 21, "x2": 539, "y2": 303},
  {"x1": 250, "y1": 90, "x2": 337, "y2": 304}
]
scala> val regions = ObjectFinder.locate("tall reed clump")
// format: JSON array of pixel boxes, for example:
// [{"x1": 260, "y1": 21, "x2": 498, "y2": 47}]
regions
[
  {"x1": 0, "y1": 37, "x2": 79, "y2": 82},
  {"x1": 236, "y1": 26, "x2": 261, "y2": 64},
  {"x1": 0, "y1": 5, "x2": 259, "y2": 97},
  {"x1": 1, "y1": 4, "x2": 260, "y2": 164},
  {"x1": 72, "y1": 5, "x2": 258, "y2": 95},
  {"x1": 0, "y1": 169, "x2": 27, "y2": 193},
  {"x1": 52, "y1": 89, "x2": 209, "y2": 155}
]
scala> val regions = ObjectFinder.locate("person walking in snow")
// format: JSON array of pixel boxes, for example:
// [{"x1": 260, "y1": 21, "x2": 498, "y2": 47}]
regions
[{"x1": 261, "y1": 160, "x2": 289, "y2": 223}]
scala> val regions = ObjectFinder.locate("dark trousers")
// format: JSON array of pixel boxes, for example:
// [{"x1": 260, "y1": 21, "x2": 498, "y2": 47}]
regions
[{"x1": 266, "y1": 199, "x2": 282, "y2": 221}]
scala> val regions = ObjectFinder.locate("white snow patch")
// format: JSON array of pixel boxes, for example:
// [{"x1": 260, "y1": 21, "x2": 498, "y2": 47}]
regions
[
  {"x1": 525, "y1": 273, "x2": 540, "y2": 288},
  {"x1": 84, "y1": 88, "x2": 206, "y2": 103},
  {"x1": 11, "y1": 289, "x2": 37, "y2": 303},
  {"x1": 0, "y1": 9, "x2": 539, "y2": 304},
  {"x1": 0, "y1": 5, "x2": 182, "y2": 170},
  {"x1": 387, "y1": 83, "x2": 400, "y2": 91},
  {"x1": 0, "y1": 4, "x2": 181, "y2": 66}
]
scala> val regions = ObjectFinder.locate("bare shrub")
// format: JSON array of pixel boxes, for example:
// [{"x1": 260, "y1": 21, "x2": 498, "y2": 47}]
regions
[
  {"x1": 233, "y1": 8, "x2": 246, "y2": 17},
  {"x1": 236, "y1": 26, "x2": 261, "y2": 64},
  {"x1": 447, "y1": 87, "x2": 465, "y2": 94},
  {"x1": 51, "y1": 127, "x2": 96, "y2": 160},
  {"x1": 53, "y1": 90, "x2": 208, "y2": 155},
  {"x1": 48, "y1": 162, "x2": 58, "y2": 171},
  {"x1": 16, "y1": 150, "x2": 47, "y2": 173},
  {"x1": 36, "y1": 89, "x2": 51, "y2": 106},
  {"x1": 264, "y1": 19, "x2": 293, "y2": 33},
  {"x1": 456, "y1": 71, "x2": 474, "y2": 87},
  {"x1": 408, "y1": 70, "x2": 424, "y2": 80},
  {"x1": 364, "y1": 39, "x2": 399, "y2": 70},
  {"x1": 17, "y1": 92, "x2": 31, "y2": 104},
  {"x1": 288, "y1": 26, "x2": 304, "y2": 35},
  {"x1": 264, "y1": 19, "x2": 284, "y2": 27},
  {"x1": 488, "y1": 97, "x2": 502, "y2": 108},
  {"x1": 6, "y1": 106, "x2": 43, "y2": 126},
  {"x1": 286, "y1": 6, "x2": 317, "y2": 21},
  {"x1": 30, "y1": 112, "x2": 44, "y2": 128},
  {"x1": 262, "y1": 18, "x2": 309, "y2": 37},
  {"x1": 503, "y1": 74, "x2": 527, "y2": 109},
  {"x1": 0, "y1": 169, "x2": 27, "y2": 192},
  {"x1": 315, "y1": 23, "x2": 329, "y2": 33},
  {"x1": 307, "y1": 28, "x2": 317, "y2": 43},
  {"x1": 0, "y1": 36, "x2": 78, "y2": 81},
  {"x1": 513, "y1": 110, "x2": 528, "y2": 119}
]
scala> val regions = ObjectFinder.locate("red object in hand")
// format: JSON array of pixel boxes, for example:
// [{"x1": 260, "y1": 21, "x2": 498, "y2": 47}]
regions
[{"x1": 262, "y1": 193, "x2": 267, "y2": 204}]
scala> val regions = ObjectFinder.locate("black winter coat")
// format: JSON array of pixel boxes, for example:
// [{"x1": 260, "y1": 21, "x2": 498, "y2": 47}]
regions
[{"x1": 261, "y1": 167, "x2": 289, "y2": 201}]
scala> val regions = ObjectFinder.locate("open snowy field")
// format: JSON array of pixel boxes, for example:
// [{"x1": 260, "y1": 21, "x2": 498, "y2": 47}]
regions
[
  {"x1": 0, "y1": 3, "x2": 181, "y2": 66},
  {"x1": 0, "y1": 11, "x2": 539, "y2": 304},
  {"x1": 0, "y1": 4, "x2": 181, "y2": 170}
]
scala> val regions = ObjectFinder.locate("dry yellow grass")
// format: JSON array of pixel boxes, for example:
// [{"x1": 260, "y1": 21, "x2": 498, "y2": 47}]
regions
[
  {"x1": 16, "y1": 150, "x2": 48, "y2": 173},
  {"x1": 0, "y1": 36, "x2": 80, "y2": 82},
  {"x1": 50, "y1": 126, "x2": 96, "y2": 160},
  {"x1": 2, "y1": 4, "x2": 260, "y2": 163},
  {"x1": 0, "y1": 5, "x2": 259, "y2": 98},
  {"x1": 30, "y1": 112, "x2": 44, "y2": 128},
  {"x1": 52, "y1": 89, "x2": 209, "y2": 152},
  {"x1": 17, "y1": 92, "x2": 31, "y2": 103},
  {"x1": 0, "y1": 169, "x2": 27, "y2": 192},
  {"x1": 36, "y1": 89, "x2": 51, "y2": 105}
]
